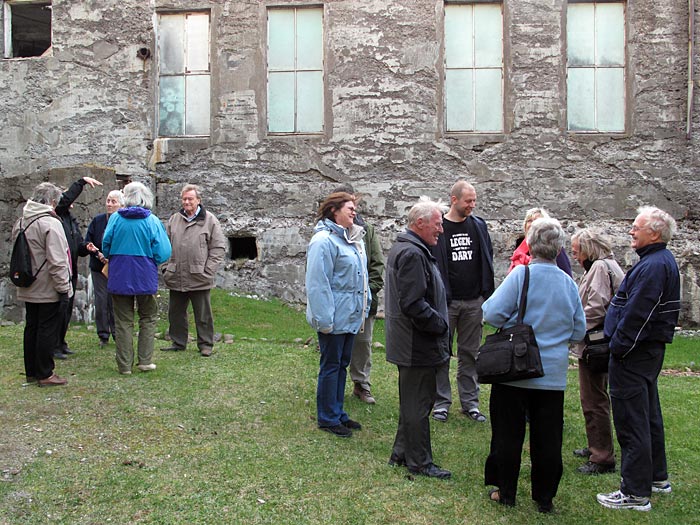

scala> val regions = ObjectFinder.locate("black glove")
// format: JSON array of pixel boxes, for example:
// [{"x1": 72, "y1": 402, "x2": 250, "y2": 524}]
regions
[{"x1": 58, "y1": 292, "x2": 70, "y2": 310}]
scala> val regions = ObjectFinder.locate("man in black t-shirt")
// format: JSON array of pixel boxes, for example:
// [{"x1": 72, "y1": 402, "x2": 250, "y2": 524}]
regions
[{"x1": 430, "y1": 181, "x2": 494, "y2": 423}]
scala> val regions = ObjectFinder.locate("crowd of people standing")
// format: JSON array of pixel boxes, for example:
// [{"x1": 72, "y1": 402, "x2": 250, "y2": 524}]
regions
[{"x1": 12, "y1": 177, "x2": 681, "y2": 514}]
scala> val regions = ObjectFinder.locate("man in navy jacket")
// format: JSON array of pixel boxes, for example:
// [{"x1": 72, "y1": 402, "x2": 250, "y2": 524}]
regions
[{"x1": 597, "y1": 206, "x2": 681, "y2": 512}]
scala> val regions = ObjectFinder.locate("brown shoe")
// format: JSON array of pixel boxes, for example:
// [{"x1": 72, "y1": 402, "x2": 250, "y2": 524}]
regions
[
  {"x1": 353, "y1": 383, "x2": 376, "y2": 404},
  {"x1": 38, "y1": 374, "x2": 68, "y2": 387},
  {"x1": 200, "y1": 347, "x2": 213, "y2": 357}
]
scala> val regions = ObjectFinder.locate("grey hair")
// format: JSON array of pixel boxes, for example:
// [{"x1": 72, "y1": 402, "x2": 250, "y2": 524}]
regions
[
  {"x1": 31, "y1": 182, "x2": 63, "y2": 207},
  {"x1": 571, "y1": 228, "x2": 613, "y2": 261},
  {"x1": 407, "y1": 196, "x2": 448, "y2": 226},
  {"x1": 523, "y1": 207, "x2": 550, "y2": 231},
  {"x1": 107, "y1": 189, "x2": 124, "y2": 206},
  {"x1": 122, "y1": 182, "x2": 154, "y2": 209},
  {"x1": 527, "y1": 217, "x2": 566, "y2": 261},
  {"x1": 637, "y1": 206, "x2": 677, "y2": 243},
  {"x1": 181, "y1": 184, "x2": 201, "y2": 199}
]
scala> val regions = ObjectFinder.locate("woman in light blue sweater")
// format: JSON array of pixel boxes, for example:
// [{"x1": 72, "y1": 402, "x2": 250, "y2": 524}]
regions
[{"x1": 482, "y1": 217, "x2": 586, "y2": 513}]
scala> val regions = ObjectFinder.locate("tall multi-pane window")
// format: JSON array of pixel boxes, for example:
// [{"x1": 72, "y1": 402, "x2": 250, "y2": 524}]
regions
[
  {"x1": 157, "y1": 12, "x2": 211, "y2": 137},
  {"x1": 567, "y1": 2, "x2": 625, "y2": 132},
  {"x1": 267, "y1": 7, "x2": 323, "y2": 134},
  {"x1": 444, "y1": 3, "x2": 504, "y2": 133}
]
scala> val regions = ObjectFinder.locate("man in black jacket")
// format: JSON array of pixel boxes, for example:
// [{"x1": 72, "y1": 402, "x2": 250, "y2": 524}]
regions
[
  {"x1": 431, "y1": 180, "x2": 494, "y2": 423},
  {"x1": 54, "y1": 176, "x2": 102, "y2": 358},
  {"x1": 597, "y1": 206, "x2": 681, "y2": 512},
  {"x1": 385, "y1": 197, "x2": 451, "y2": 479}
]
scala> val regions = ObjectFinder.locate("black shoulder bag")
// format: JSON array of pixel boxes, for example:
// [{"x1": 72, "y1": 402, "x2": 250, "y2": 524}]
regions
[
  {"x1": 581, "y1": 261, "x2": 615, "y2": 374},
  {"x1": 476, "y1": 265, "x2": 544, "y2": 384}
]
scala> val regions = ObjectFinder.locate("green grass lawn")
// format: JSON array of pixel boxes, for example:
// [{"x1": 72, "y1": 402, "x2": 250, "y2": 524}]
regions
[{"x1": 1, "y1": 289, "x2": 699, "y2": 524}]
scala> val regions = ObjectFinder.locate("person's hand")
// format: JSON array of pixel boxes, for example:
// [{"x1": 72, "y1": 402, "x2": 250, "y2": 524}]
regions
[
  {"x1": 98, "y1": 253, "x2": 107, "y2": 264},
  {"x1": 82, "y1": 177, "x2": 103, "y2": 188},
  {"x1": 86, "y1": 242, "x2": 98, "y2": 253},
  {"x1": 58, "y1": 292, "x2": 70, "y2": 310}
]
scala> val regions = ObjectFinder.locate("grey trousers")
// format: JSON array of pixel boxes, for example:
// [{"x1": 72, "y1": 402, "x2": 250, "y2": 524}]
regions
[
  {"x1": 91, "y1": 270, "x2": 115, "y2": 341},
  {"x1": 112, "y1": 294, "x2": 158, "y2": 373},
  {"x1": 168, "y1": 289, "x2": 215, "y2": 351},
  {"x1": 434, "y1": 297, "x2": 484, "y2": 412},
  {"x1": 349, "y1": 315, "x2": 375, "y2": 390}
]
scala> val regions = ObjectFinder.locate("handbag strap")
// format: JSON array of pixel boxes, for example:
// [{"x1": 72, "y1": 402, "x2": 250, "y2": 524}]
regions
[{"x1": 517, "y1": 265, "x2": 529, "y2": 324}]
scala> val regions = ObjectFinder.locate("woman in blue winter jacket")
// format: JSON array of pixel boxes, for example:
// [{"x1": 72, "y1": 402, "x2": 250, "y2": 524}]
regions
[
  {"x1": 102, "y1": 182, "x2": 171, "y2": 375},
  {"x1": 305, "y1": 192, "x2": 370, "y2": 438}
]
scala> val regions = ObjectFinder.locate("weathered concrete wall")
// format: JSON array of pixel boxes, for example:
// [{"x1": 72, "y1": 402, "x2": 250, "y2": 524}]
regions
[{"x1": 1, "y1": 1, "x2": 699, "y2": 325}]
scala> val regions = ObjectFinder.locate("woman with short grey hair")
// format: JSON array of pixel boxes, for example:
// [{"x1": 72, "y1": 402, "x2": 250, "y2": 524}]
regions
[
  {"x1": 481, "y1": 216, "x2": 586, "y2": 513},
  {"x1": 102, "y1": 182, "x2": 171, "y2": 375},
  {"x1": 570, "y1": 228, "x2": 625, "y2": 475}
]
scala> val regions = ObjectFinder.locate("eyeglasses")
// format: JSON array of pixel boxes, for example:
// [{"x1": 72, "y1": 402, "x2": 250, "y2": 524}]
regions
[{"x1": 630, "y1": 225, "x2": 649, "y2": 232}]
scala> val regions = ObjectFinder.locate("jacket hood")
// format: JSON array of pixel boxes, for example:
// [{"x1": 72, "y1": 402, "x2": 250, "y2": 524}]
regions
[
  {"x1": 22, "y1": 200, "x2": 56, "y2": 220},
  {"x1": 313, "y1": 218, "x2": 365, "y2": 242},
  {"x1": 118, "y1": 206, "x2": 152, "y2": 219}
]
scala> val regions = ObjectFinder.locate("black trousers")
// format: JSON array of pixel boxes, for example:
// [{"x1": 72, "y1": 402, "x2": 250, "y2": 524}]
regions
[
  {"x1": 24, "y1": 301, "x2": 62, "y2": 380},
  {"x1": 609, "y1": 342, "x2": 667, "y2": 497},
  {"x1": 485, "y1": 383, "x2": 564, "y2": 507},
  {"x1": 57, "y1": 277, "x2": 77, "y2": 352},
  {"x1": 391, "y1": 365, "x2": 438, "y2": 470}
]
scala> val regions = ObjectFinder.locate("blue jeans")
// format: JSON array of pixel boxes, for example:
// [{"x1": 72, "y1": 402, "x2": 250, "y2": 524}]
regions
[{"x1": 317, "y1": 332, "x2": 355, "y2": 427}]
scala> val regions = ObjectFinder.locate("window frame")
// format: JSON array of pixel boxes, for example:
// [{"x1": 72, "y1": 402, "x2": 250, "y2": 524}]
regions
[
  {"x1": 155, "y1": 10, "x2": 212, "y2": 139},
  {"x1": 3, "y1": 0, "x2": 52, "y2": 59},
  {"x1": 565, "y1": 0, "x2": 628, "y2": 134},
  {"x1": 265, "y1": 5, "x2": 325, "y2": 136},
  {"x1": 442, "y1": 0, "x2": 506, "y2": 136}
]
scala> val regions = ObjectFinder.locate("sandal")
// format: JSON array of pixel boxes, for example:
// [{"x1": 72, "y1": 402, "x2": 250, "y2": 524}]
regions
[
  {"x1": 467, "y1": 409, "x2": 487, "y2": 423},
  {"x1": 489, "y1": 488, "x2": 500, "y2": 502}
]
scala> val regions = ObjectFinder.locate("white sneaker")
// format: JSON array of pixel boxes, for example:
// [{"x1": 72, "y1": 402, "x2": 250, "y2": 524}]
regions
[
  {"x1": 137, "y1": 363, "x2": 157, "y2": 372},
  {"x1": 597, "y1": 490, "x2": 651, "y2": 511},
  {"x1": 652, "y1": 480, "x2": 672, "y2": 494}
]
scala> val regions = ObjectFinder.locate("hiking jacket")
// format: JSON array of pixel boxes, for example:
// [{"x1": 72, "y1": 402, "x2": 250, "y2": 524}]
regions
[
  {"x1": 163, "y1": 207, "x2": 226, "y2": 291},
  {"x1": 305, "y1": 219, "x2": 370, "y2": 335},
  {"x1": 571, "y1": 256, "x2": 625, "y2": 358},
  {"x1": 12, "y1": 200, "x2": 72, "y2": 303},
  {"x1": 55, "y1": 178, "x2": 90, "y2": 278},
  {"x1": 604, "y1": 243, "x2": 681, "y2": 359},
  {"x1": 85, "y1": 212, "x2": 110, "y2": 272},
  {"x1": 355, "y1": 214, "x2": 384, "y2": 316},
  {"x1": 102, "y1": 207, "x2": 171, "y2": 295},
  {"x1": 385, "y1": 231, "x2": 450, "y2": 368}
]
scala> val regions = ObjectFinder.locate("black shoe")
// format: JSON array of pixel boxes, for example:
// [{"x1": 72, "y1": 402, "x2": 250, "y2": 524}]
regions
[
  {"x1": 388, "y1": 454, "x2": 406, "y2": 467},
  {"x1": 62, "y1": 347, "x2": 75, "y2": 355},
  {"x1": 577, "y1": 461, "x2": 615, "y2": 475},
  {"x1": 52, "y1": 352, "x2": 67, "y2": 360},
  {"x1": 319, "y1": 424, "x2": 352, "y2": 438},
  {"x1": 342, "y1": 419, "x2": 362, "y2": 430},
  {"x1": 99, "y1": 338, "x2": 109, "y2": 347},
  {"x1": 408, "y1": 463, "x2": 451, "y2": 479},
  {"x1": 537, "y1": 501, "x2": 554, "y2": 513},
  {"x1": 573, "y1": 447, "x2": 591, "y2": 458},
  {"x1": 161, "y1": 345, "x2": 185, "y2": 352}
]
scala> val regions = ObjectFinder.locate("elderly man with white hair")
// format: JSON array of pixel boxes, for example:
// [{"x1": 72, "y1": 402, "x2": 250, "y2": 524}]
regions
[
  {"x1": 85, "y1": 189, "x2": 125, "y2": 348},
  {"x1": 597, "y1": 206, "x2": 681, "y2": 512}
]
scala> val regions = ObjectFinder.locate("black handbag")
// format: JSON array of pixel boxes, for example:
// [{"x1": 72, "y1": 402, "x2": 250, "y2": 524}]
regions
[
  {"x1": 476, "y1": 266, "x2": 544, "y2": 384},
  {"x1": 581, "y1": 328, "x2": 610, "y2": 374},
  {"x1": 580, "y1": 262, "x2": 616, "y2": 374}
]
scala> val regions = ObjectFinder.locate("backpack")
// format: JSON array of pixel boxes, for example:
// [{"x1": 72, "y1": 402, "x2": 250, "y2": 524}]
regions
[{"x1": 10, "y1": 215, "x2": 49, "y2": 287}]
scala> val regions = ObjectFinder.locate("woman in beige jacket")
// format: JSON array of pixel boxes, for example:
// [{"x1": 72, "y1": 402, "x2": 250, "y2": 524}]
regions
[{"x1": 12, "y1": 182, "x2": 73, "y2": 386}]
